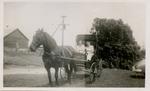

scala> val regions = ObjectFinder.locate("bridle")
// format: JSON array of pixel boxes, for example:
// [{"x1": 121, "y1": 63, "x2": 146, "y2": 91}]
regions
[{"x1": 31, "y1": 32, "x2": 45, "y2": 51}]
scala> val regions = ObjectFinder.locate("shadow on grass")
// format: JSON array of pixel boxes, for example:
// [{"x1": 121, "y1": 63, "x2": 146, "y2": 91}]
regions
[
  {"x1": 37, "y1": 80, "x2": 72, "y2": 87},
  {"x1": 130, "y1": 74, "x2": 145, "y2": 79}
]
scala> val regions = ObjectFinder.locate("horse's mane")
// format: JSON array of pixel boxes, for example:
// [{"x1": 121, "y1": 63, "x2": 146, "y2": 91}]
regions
[
  {"x1": 42, "y1": 31, "x2": 73, "y2": 57},
  {"x1": 42, "y1": 31, "x2": 58, "y2": 52}
]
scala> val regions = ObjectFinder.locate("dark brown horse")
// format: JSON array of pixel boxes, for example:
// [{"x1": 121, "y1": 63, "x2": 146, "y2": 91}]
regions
[{"x1": 30, "y1": 29, "x2": 76, "y2": 86}]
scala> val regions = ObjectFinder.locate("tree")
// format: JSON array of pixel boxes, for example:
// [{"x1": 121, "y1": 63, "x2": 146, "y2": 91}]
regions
[
  {"x1": 91, "y1": 18, "x2": 142, "y2": 70},
  {"x1": 140, "y1": 48, "x2": 145, "y2": 59}
]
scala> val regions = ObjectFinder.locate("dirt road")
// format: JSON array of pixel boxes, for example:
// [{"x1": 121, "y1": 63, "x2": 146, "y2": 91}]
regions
[{"x1": 4, "y1": 65, "x2": 145, "y2": 87}]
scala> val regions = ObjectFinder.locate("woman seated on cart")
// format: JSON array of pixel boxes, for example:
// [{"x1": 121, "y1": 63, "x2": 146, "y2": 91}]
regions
[
  {"x1": 82, "y1": 42, "x2": 95, "y2": 67},
  {"x1": 85, "y1": 41, "x2": 94, "y2": 61},
  {"x1": 76, "y1": 41, "x2": 94, "y2": 60}
]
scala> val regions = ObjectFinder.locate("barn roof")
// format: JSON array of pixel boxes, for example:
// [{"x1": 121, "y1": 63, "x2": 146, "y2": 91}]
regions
[{"x1": 4, "y1": 28, "x2": 29, "y2": 41}]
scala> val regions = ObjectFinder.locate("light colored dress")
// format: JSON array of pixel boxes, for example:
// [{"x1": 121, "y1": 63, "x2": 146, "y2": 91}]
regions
[
  {"x1": 76, "y1": 44, "x2": 85, "y2": 54},
  {"x1": 85, "y1": 45, "x2": 94, "y2": 61}
]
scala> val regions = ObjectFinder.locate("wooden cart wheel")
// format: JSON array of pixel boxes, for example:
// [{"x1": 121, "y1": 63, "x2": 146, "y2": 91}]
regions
[
  {"x1": 89, "y1": 62, "x2": 96, "y2": 82},
  {"x1": 97, "y1": 59, "x2": 103, "y2": 77},
  {"x1": 88, "y1": 59, "x2": 103, "y2": 83},
  {"x1": 89, "y1": 72, "x2": 95, "y2": 82}
]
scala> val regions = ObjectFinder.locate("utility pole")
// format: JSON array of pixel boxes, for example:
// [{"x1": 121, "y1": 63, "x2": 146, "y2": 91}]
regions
[
  {"x1": 61, "y1": 16, "x2": 66, "y2": 48},
  {"x1": 61, "y1": 16, "x2": 69, "y2": 56},
  {"x1": 51, "y1": 16, "x2": 68, "y2": 56}
]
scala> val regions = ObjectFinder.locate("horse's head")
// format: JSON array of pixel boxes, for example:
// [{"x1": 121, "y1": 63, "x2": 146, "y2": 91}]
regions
[{"x1": 30, "y1": 29, "x2": 44, "y2": 52}]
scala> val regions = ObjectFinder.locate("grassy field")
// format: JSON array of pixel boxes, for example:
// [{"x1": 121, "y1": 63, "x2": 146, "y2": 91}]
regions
[{"x1": 4, "y1": 48, "x2": 43, "y2": 67}]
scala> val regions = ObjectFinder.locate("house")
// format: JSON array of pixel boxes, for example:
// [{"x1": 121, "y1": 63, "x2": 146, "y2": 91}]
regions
[{"x1": 4, "y1": 28, "x2": 29, "y2": 50}]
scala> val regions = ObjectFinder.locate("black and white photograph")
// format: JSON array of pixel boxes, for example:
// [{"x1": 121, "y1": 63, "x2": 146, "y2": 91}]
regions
[{"x1": 3, "y1": 1, "x2": 146, "y2": 87}]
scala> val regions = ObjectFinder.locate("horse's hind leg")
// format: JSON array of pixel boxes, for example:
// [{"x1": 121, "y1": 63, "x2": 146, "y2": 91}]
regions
[
  {"x1": 65, "y1": 64, "x2": 71, "y2": 84},
  {"x1": 55, "y1": 67, "x2": 59, "y2": 86},
  {"x1": 71, "y1": 62, "x2": 76, "y2": 78}
]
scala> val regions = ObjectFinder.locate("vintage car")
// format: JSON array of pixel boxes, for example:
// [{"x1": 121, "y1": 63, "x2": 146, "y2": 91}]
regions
[{"x1": 132, "y1": 59, "x2": 145, "y2": 76}]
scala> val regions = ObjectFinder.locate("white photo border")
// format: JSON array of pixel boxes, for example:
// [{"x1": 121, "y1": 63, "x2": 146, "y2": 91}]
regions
[{"x1": 0, "y1": 0, "x2": 150, "y2": 90}]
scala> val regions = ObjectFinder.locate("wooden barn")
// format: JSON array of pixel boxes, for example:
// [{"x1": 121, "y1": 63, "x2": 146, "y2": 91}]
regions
[{"x1": 4, "y1": 28, "x2": 29, "y2": 49}]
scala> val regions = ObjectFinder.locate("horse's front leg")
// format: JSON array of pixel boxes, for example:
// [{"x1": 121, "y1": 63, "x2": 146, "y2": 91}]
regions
[
  {"x1": 55, "y1": 67, "x2": 59, "y2": 86},
  {"x1": 43, "y1": 56, "x2": 52, "y2": 86},
  {"x1": 46, "y1": 67, "x2": 52, "y2": 86}
]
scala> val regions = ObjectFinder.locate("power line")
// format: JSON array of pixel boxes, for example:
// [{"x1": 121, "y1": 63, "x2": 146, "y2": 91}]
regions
[
  {"x1": 51, "y1": 24, "x2": 61, "y2": 37},
  {"x1": 51, "y1": 16, "x2": 69, "y2": 56}
]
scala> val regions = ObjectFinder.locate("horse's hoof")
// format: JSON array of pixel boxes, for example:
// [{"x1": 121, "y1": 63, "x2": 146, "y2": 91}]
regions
[
  {"x1": 48, "y1": 83, "x2": 54, "y2": 87},
  {"x1": 68, "y1": 80, "x2": 72, "y2": 84},
  {"x1": 55, "y1": 82, "x2": 59, "y2": 86}
]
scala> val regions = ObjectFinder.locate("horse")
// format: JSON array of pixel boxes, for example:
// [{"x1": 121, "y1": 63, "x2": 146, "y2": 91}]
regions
[{"x1": 29, "y1": 29, "x2": 76, "y2": 86}]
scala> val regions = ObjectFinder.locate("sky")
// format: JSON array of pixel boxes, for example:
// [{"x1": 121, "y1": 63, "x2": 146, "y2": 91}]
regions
[{"x1": 4, "y1": 2, "x2": 145, "y2": 48}]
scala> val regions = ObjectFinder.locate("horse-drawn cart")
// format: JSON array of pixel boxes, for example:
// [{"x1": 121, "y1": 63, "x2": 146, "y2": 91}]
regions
[
  {"x1": 58, "y1": 54, "x2": 103, "y2": 83},
  {"x1": 58, "y1": 34, "x2": 103, "y2": 83}
]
